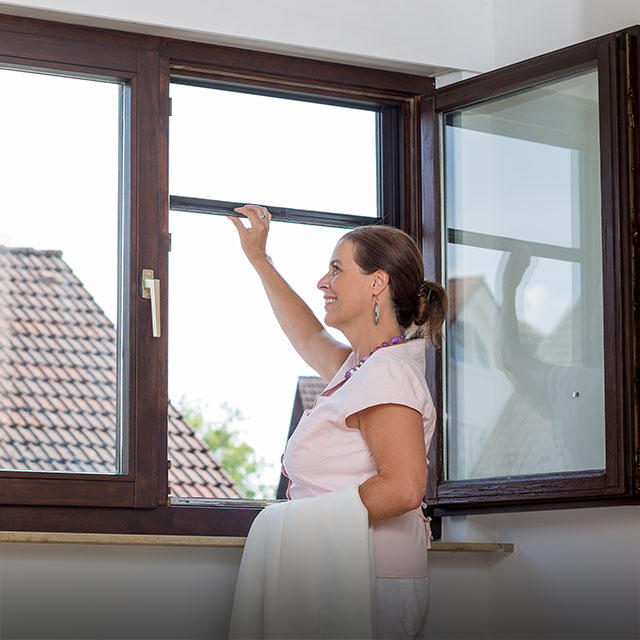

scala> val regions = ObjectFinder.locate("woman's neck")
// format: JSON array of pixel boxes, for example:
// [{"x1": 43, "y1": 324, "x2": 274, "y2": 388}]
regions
[{"x1": 346, "y1": 320, "x2": 405, "y2": 362}]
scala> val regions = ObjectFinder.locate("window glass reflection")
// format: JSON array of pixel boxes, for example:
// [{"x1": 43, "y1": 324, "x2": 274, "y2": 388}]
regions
[{"x1": 444, "y1": 69, "x2": 605, "y2": 480}]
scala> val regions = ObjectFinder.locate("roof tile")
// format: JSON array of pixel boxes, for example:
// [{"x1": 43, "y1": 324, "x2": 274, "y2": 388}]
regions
[{"x1": 0, "y1": 247, "x2": 242, "y2": 497}]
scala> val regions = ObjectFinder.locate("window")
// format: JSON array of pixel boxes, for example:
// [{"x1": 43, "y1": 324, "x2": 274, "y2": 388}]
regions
[
  {"x1": 0, "y1": 13, "x2": 426, "y2": 532},
  {"x1": 423, "y1": 31, "x2": 638, "y2": 510},
  {"x1": 0, "y1": 26, "x2": 167, "y2": 509},
  {"x1": 169, "y1": 82, "x2": 379, "y2": 218},
  {"x1": 0, "y1": 67, "x2": 122, "y2": 475},
  {"x1": 167, "y1": 214, "x2": 348, "y2": 500},
  {"x1": 0, "y1": 14, "x2": 637, "y2": 535},
  {"x1": 167, "y1": 80, "x2": 388, "y2": 501}
]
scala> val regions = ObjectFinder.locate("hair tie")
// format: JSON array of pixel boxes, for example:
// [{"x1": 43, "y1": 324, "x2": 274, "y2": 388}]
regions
[{"x1": 419, "y1": 283, "x2": 434, "y2": 302}]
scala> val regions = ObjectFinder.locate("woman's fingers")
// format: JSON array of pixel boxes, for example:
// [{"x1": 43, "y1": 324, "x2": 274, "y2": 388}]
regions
[
  {"x1": 228, "y1": 205, "x2": 271, "y2": 265},
  {"x1": 234, "y1": 205, "x2": 270, "y2": 226}
]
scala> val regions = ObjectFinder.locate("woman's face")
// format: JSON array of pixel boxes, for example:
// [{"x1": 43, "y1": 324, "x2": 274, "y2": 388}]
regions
[{"x1": 317, "y1": 239, "x2": 374, "y2": 330}]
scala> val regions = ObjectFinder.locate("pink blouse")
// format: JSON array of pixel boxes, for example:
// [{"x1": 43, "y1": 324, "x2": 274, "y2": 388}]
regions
[{"x1": 281, "y1": 338, "x2": 436, "y2": 578}]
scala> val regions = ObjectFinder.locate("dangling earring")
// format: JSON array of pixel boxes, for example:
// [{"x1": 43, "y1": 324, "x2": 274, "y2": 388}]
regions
[{"x1": 373, "y1": 296, "x2": 380, "y2": 325}]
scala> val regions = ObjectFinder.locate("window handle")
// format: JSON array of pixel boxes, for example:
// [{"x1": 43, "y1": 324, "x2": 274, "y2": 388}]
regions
[{"x1": 141, "y1": 269, "x2": 161, "y2": 338}]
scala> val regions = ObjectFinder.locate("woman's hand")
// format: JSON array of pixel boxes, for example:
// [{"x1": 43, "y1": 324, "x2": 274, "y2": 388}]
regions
[{"x1": 227, "y1": 205, "x2": 272, "y2": 266}]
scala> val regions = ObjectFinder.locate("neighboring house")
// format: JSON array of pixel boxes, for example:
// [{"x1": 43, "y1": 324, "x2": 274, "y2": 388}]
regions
[
  {"x1": 470, "y1": 298, "x2": 602, "y2": 478},
  {"x1": 0, "y1": 246, "x2": 242, "y2": 499}
]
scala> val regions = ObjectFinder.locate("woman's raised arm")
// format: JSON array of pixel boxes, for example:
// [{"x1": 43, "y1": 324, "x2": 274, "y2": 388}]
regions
[{"x1": 227, "y1": 205, "x2": 351, "y2": 383}]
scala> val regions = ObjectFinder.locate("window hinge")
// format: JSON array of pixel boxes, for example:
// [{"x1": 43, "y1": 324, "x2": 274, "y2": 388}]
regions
[
  {"x1": 167, "y1": 459, "x2": 172, "y2": 470},
  {"x1": 169, "y1": 97, "x2": 172, "y2": 117}
]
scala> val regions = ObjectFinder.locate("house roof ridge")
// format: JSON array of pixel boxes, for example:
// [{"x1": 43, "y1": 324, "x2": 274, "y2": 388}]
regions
[{"x1": 0, "y1": 246, "x2": 63, "y2": 258}]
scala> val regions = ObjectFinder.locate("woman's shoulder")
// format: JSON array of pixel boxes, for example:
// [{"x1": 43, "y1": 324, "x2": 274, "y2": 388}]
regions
[
  {"x1": 371, "y1": 338, "x2": 426, "y2": 368},
  {"x1": 364, "y1": 339, "x2": 428, "y2": 386},
  {"x1": 349, "y1": 338, "x2": 434, "y2": 417}
]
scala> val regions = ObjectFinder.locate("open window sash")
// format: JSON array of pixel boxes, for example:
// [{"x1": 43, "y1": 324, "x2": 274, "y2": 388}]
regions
[{"x1": 422, "y1": 28, "x2": 639, "y2": 510}]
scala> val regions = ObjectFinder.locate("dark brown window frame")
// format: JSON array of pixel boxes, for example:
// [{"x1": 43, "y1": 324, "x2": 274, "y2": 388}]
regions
[
  {"x1": 0, "y1": 12, "x2": 429, "y2": 535},
  {"x1": 422, "y1": 27, "x2": 640, "y2": 516},
  {"x1": 0, "y1": 13, "x2": 637, "y2": 537},
  {"x1": 0, "y1": 19, "x2": 168, "y2": 510}
]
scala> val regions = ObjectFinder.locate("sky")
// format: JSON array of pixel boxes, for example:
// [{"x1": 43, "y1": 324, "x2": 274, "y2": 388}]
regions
[{"x1": 1, "y1": 65, "x2": 604, "y2": 490}]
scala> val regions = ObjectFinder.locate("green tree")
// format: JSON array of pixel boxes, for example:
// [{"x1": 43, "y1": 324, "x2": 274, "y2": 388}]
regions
[{"x1": 177, "y1": 397, "x2": 276, "y2": 499}]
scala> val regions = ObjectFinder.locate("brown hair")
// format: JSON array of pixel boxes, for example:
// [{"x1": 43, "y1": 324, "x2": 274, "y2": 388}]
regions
[{"x1": 341, "y1": 225, "x2": 448, "y2": 346}]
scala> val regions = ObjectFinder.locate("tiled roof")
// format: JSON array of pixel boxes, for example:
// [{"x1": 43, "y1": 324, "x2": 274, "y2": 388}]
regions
[
  {"x1": 297, "y1": 376, "x2": 327, "y2": 411},
  {"x1": 0, "y1": 246, "x2": 241, "y2": 499},
  {"x1": 469, "y1": 305, "x2": 578, "y2": 478}
]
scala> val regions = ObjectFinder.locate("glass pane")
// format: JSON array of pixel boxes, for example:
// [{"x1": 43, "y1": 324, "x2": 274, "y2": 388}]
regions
[
  {"x1": 0, "y1": 68, "x2": 124, "y2": 473},
  {"x1": 443, "y1": 69, "x2": 605, "y2": 480},
  {"x1": 169, "y1": 83, "x2": 378, "y2": 217},
  {"x1": 168, "y1": 212, "x2": 347, "y2": 499}
]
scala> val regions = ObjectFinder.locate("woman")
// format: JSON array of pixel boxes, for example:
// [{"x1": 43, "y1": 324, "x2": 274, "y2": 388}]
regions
[{"x1": 228, "y1": 204, "x2": 447, "y2": 640}]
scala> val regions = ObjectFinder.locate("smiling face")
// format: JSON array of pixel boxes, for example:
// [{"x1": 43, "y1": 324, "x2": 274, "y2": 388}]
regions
[{"x1": 317, "y1": 238, "x2": 378, "y2": 331}]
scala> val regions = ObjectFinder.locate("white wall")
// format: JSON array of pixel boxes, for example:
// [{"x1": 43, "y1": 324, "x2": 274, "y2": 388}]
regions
[
  {"x1": 2, "y1": 507, "x2": 638, "y2": 639},
  {"x1": 0, "y1": 2, "x2": 639, "y2": 639},
  {"x1": 426, "y1": 506, "x2": 640, "y2": 639},
  {"x1": 1, "y1": 0, "x2": 639, "y2": 76},
  {"x1": 0, "y1": 543, "x2": 243, "y2": 639},
  {"x1": 491, "y1": 0, "x2": 640, "y2": 68},
  {"x1": 0, "y1": 0, "x2": 493, "y2": 75},
  {"x1": 488, "y1": 507, "x2": 640, "y2": 639}
]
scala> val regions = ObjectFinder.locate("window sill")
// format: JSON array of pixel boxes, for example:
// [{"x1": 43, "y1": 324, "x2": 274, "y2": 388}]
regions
[
  {"x1": 0, "y1": 530, "x2": 514, "y2": 552},
  {"x1": 431, "y1": 541, "x2": 514, "y2": 553}
]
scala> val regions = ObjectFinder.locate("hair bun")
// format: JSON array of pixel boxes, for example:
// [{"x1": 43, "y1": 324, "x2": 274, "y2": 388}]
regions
[{"x1": 412, "y1": 280, "x2": 448, "y2": 346}]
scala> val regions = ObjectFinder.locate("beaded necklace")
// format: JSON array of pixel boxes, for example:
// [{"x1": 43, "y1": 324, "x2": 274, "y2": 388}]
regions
[{"x1": 344, "y1": 334, "x2": 407, "y2": 379}]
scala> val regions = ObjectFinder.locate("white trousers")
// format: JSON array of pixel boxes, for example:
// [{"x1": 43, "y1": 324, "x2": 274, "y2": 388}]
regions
[{"x1": 375, "y1": 577, "x2": 431, "y2": 640}]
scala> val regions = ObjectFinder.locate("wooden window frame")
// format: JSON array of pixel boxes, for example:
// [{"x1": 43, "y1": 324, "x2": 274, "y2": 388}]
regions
[
  {"x1": 167, "y1": 77, "x2": 401, "y2": 229},
  {"x1": 0, "y1": 12, "x2": 430, "y2": 535},
  {"x1": 422, "y1": 27, "x2": 640, "y2": 516},
  {"x1": 0, "y1": 17, "x2": 167, "y2": 510},
  {"x1": 0, "y1": 13, "x2": 637, "y2": 537}
]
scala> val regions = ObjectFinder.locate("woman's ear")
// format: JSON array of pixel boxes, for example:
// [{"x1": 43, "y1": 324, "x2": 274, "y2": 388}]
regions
[{"x1": 372, "y1": 270, "x2": 390, "y2": 294}]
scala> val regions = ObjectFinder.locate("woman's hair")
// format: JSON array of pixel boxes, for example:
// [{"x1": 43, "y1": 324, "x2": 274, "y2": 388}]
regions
[{"x1": 340, "y1": 225, "x2": 448, "y2": 346}]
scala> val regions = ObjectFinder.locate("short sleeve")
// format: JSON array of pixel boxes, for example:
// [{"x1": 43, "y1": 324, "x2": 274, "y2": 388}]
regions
[{"x1": 344, "y1": 354, "x2": 428, "y2": 421}]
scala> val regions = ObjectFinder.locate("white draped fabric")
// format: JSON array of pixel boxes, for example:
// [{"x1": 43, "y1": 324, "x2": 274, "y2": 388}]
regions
[{"x1": 228, "y1": 483, "x2": 376, "y2": 639}]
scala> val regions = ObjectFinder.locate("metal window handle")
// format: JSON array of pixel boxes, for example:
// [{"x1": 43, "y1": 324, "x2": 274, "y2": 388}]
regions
[{"x1": 141, "y1": 269, "x2": 161, "y2": 338}]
